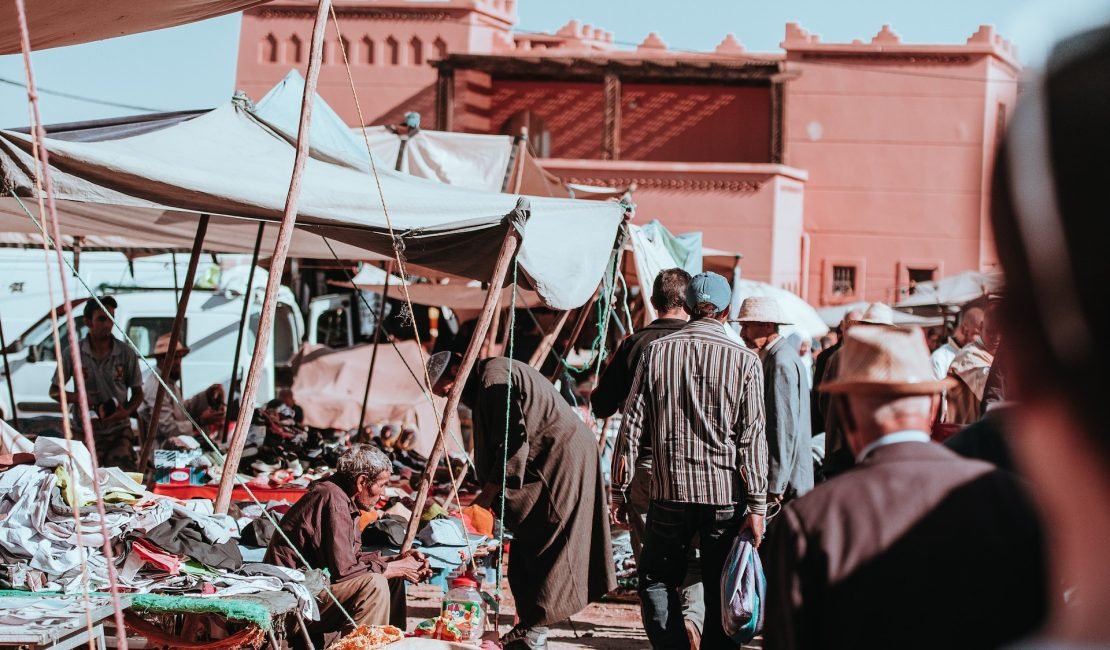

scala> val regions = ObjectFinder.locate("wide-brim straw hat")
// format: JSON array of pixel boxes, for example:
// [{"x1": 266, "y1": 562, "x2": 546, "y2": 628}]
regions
[
  {"x1": 819, "y1": 324, "x2": 955, "y2": 395},
  {"x1": 153, "y1": 333, "x2": 190, "y2": 357},
  {"x1": 856, "y1": 302, "x2": 895, "y2": 326},
  {"x1": 736, "y1": 296, "x2": 792, "y2": 325},
  {"x1": 426, "y1": 351, "x2": 455, "y2": 386}
]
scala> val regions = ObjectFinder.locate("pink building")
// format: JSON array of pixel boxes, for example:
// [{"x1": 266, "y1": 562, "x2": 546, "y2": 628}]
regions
[{"x1": 236, "y1": 2, "x2": 1018, "y2": 306}]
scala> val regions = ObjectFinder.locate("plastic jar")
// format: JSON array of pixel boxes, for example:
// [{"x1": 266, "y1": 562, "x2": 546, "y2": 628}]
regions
[{"x1": 442, "y1": 574, "x2": 485, "y2": 642}]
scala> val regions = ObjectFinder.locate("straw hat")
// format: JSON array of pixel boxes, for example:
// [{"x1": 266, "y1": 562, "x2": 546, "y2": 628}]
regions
[
  {"x1": 819, "y1": 325, "x2": 955, "y2": 395},
  {"x1": 736, "y1": 296, "x2": 792, "y2": 325},
  {"x1": 153, "y1": 333, "x2": 190, "y2": 357},
  {"x1": 857, "y1": 302, "x2": 895, "y2": 326},
  {"x1": 426, "y1": 351, "x2": 456, "y2": 386}
]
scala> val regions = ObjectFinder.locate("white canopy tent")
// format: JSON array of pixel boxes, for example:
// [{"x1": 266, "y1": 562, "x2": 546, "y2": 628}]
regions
[
  {"x1": 732, "y1": 279, "x2": 830, "y2": 340},
  {"x1": 0, "y1": 102, "x2": 624, "y2": 310},
  {"x1": 817, "y1": 301, "x2": 944, "y2": 328},
  {"x1": 896, "y1": 271, "x2": 1004, "y2": 308}
]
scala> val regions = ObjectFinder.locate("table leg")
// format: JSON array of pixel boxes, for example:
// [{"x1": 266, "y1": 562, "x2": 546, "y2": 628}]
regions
[{"x1": 295, "y1": 614, "x2": 315, "y2": 650}]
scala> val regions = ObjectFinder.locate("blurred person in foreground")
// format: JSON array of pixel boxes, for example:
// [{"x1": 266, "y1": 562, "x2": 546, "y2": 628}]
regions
[
  {"x1": 598, "y1": 268, "x2": 706, "y2": 645},
  {"x1": 266, "y1": 445, "x2": 431, "y2": 647},
  {"x1": 616, "y1": 271, "x2": 768, "y2": 648},
  {"x1": 429, "y1": 350, "x2": 616, "y2": 650},
  {"x1": 764, "y1": 325, "x2": 1046, "y2": 649},
  {"x1": 989, "y1": 25, "x2": 1110, "y2": 645}
]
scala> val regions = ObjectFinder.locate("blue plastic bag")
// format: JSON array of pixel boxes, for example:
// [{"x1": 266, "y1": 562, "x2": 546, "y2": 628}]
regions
[{"x1": 720, "y1": 531, "x2": 766, "y2": 643}]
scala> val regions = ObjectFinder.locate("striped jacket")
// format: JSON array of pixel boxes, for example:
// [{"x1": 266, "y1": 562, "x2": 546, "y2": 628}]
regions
[{"x1": 613, "y1": 318, "x2": 769, "y2": 513}]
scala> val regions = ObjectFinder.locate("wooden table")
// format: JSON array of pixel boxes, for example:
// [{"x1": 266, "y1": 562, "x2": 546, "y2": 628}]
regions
[{"x1": 0, "y1": 596, "x2": 131, "y2": 650}]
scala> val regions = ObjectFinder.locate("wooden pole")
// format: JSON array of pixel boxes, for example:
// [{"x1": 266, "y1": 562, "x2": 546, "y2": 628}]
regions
[
  {"x1": 549, "y1": 296, "x2": 598, "y2": 382},
  {"x1": 402, "y1": 200, "x2": 530, "y2": 550},
  {"x1": 216, "y1": 0, "x2": 333, "y2": 514},
  {"x1": 0, "y1": 312, "x2": 16, "y2": 429},
  {"x1": 222, "y1": 222, "x2": 266, "y2": 442},
  {"x1": 500, "y1": 134, "x2": 523, "y2": 192},
  {"x1": 356, "y1": 261, "x2": 393, "y2": 434},
  {"x1": 511, "y1": 127, "x2": 528, "y2": 194},
  {"x1": 139, "y1": 215, "x2": 209, "y2": 475},
  {"x1": 481, "y1": 290, "x2": 504, "y2": 359},
  {"x1": 528, "y1": 309, "x2": 570, "y2": 369}
]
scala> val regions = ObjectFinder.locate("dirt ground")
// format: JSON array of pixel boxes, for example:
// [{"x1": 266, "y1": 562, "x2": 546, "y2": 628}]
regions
[{"x1": 406, "y1": 584, "x2": 650, "y2": 649}]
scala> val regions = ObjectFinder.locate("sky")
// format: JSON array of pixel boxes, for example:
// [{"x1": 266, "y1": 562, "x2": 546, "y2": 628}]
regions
[{"x1": 0, "y1": 0, "x2": 1093, "y2": 128}]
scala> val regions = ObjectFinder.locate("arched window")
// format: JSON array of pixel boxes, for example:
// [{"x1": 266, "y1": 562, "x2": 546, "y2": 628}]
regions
[
  {"x1": 362, "y1": 36, "x2": 375, "y2": 64},
  {"x1": 287, "y1": 34, "x2": 303, "y2": 64},
  {"x1": 339, "y1": 36, "x2": 351, "y2": 62},
  {"x1": 386, "y1": 36, "x2": 400, "y2": 65},
  {"x1": 260, "y1": 33, "x2": 278, "y2": 63},
  {"x1": 433, "y1": 37, "x2": 447, "y2": 60},
  {"x1": 500, "y1": 110, "x2": 551, "y2": 158},
  {"x1": 410, "y1": 37, "x2": 424, "y2": 65}
]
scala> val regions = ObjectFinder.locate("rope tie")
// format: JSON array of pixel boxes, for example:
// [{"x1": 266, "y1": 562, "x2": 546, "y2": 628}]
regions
[{"x1": 494, "y1": 260, "x2": 519, "y2": 631}]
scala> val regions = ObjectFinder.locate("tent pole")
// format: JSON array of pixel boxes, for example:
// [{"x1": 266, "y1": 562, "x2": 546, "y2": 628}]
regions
[
  {"x1": 356, "y1": 261, "x2": 393, "y2": 435},
  {"x1": 0, "y1": 313, "x2": 17, "y2": 429},
  {"x1": 139, "y1": 215, "x2": 209, "y2": 476},
  {"x1": 528, "y1": 309, "x2": 570, "y2": 369},
  {"x1": 402, "y1": 201, "x2": 530, "y2": 551},
  {"x1": 171, "y1": 251, "x2": 180, "y2": 305},
  {"x1": 222, "y1": 222, "x2": 266, "y2": 443},
  {"x1": 216, "y1": 0, "x2": 333, "y2": 515},
  {"x1": 549, "y1": 297, "x2": 597, "y2": 382},
  {"x1": 500, "y1": 133, "x2": 523, "y2": 192},
  {"x1": 511, "y1": 127, "x2": 528, "y2": 194},
  {"x1": 481, "y1": 290, "x2": 503, "y2": 359}
]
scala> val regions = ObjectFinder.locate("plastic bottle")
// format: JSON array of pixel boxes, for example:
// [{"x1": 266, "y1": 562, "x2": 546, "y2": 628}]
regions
[{"x1": 442, "y1": 574, "x2": 485, "y2": 642}]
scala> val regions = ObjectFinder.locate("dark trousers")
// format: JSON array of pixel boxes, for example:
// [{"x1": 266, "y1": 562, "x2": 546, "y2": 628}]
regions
[{"x1": 638, "y1": 500, "x2": 741, "y2": 649}]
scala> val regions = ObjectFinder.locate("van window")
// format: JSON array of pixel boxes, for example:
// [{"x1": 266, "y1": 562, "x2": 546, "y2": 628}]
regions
[
  {"x1": 274, "y1": 304, "x2": 299, "y2": 365},
  {"x1": 127, "y1": 317, "x2": 183, "y2": 357},
  {"x1": 315, "y1": 307, "x2": 349, "y2": 349},
  {"x1": 37, "y1": 315, "x2": 85, "y2": 362}
]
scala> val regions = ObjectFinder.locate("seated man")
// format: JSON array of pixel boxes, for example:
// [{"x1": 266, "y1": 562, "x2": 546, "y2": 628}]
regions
[
  {"x1": 138, "y1": 333, "x2": 225, "y2": 443},
  {"x1": 265, "y1": 445, "x2": 431, "y2": 647}
]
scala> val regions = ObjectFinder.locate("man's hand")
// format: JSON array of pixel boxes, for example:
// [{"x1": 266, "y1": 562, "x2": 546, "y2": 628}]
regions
[
  {"x1": 741, "y1": 513, "x2": 766, "y2": 548},
  {"x1": 769, "y1": 493, "x2": 783, "y2": 504},
  {"x1": 101, "y1": 407, "x2": 129, "y2": 424},
  {"x1": 200, "y1": 407, "x2": 226, "y2": 426},
  {"x1": 609, "y1": 500, "x2": 627, "y2": 526},
  {"x1": 384, "y1": 551, "x2": 432, "y2": 583}
]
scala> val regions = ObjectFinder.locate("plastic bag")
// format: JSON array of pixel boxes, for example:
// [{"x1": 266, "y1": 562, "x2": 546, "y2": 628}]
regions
[{"x1": 720, "y1": 530, "x2": 766, "y2": 643}]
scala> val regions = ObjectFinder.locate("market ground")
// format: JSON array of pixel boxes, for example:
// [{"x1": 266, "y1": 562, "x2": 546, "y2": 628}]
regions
[{"x1": 405, "y1": 585, "x2": 761, "y2": 649}]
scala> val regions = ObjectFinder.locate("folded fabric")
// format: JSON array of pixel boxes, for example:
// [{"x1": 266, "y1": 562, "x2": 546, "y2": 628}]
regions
[
  {"x1": 422, "y1": 503, "x2": 449, "y2": 523},
  {"x1": 417, "y1": 517, "x2": 468, "y2": 547},
  {"x1": 363, "y1": 516, "x2": 407, "y2": 548},
  {"x1": 140, "y1": 516, "x2": 243, "y2": 570},
  {"x1": 461, "y1": 506, "x2": 494, "y2": 537}
]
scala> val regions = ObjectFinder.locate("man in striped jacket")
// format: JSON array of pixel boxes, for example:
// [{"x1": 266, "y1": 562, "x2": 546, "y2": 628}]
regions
[{"x1": 615, "y1": 271, "x2": 769, "y2": 649}]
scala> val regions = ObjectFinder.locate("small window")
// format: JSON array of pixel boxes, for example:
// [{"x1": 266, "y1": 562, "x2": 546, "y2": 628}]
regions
[
  {"x1": 273, "y1": 304, "x2": 299, "y2": 366},
  {"x1": 410, "y1": 37, "x2": 423, "y2": 66},
  {"x1": 386, "y1": 36, "x2": 400, "y2": 65},
  {"x1": 906, "y1": 268, "x2": 936, "y2": 295},
  {"x1": 315, "y1": 308, "x2": 349, "y2": 349},
  {"x1": 37, "y1": 316, "x2": 85, "y2": 363},
  {"x1": 831, "y1": 265, "x2": 857, "y2": 298},
  {"x1": 127, "y1": 317, "x2": 183, "y2": 357}
]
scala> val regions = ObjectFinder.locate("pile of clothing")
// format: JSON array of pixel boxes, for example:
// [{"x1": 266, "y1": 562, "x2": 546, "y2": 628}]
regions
[{"x1": 0, "y1": 431, "x2": 318, "y2": 621}]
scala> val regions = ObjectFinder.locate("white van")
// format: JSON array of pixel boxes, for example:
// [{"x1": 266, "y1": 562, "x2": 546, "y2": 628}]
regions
[{"x1": 0, "y1": 285, "x2": 303, "y2": 421}]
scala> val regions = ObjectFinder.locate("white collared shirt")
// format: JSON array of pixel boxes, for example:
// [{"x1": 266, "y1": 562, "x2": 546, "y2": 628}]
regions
[{"x1": 856, "y1": 430, "x2": 932, "y2": 463}]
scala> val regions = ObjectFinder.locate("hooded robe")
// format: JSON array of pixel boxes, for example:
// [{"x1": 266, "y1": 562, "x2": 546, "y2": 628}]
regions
[{"x1": 464, "y1": 357, "x2": 616, "y2": 627}]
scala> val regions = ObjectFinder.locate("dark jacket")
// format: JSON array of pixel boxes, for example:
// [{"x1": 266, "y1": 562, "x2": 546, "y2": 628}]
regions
[
  {"x1": 764, "y1": 440, "x2": 1046, "y2": 650},
  {"x1": 591, "y1": 318, "x2": 686, "y2": 456},
  {"x1": 264, "y1": 478, "x2": 387, "y2": 583}
]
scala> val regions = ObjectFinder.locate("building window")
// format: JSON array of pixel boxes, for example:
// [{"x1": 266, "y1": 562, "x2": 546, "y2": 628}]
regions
[
  {"x1": 831, "y1": 265, "x2": 857, "y2": 298},
  {"x1": 410, "y1": 37, "x2": 423, "y2": 66},
  {"x1": 362, "y1": 36, "x2": 375, "y2": 64},
  {"x1": 386, "y1": 36, "x2": 400, "y2": 65},
  {"x1": 287, "y1": 34, "x2": 303, "y2": 64},
  {"x1": 906, "y1": 267, "x2": 936, "y2": 295},
  {"x1": 261, "y1": 34, "x2": 278, "y2": 63},
  {"x1": 433, "y1": 37, "x2": 447, "y2": 60}
]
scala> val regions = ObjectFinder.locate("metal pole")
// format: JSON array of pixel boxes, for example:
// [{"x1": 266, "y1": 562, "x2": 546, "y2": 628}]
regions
[
  {"x1": 0, "y1": 313, "x2": 17, "y2": 429},
  {"x1": 138, "y1": 215, "x2": 209, "y2": 475},
  {"x1": 216, "y1": 0, "x2": 333, "y2": 514},
  {"x1": 356, "y1": 261, "x2": 393, "y2": 434},
  {"x1": 223, "y1": 222, "x2": 266, "y2": 442},
  {"x1": 402, "y1": 201, "x2": 530, "y2": 551}
]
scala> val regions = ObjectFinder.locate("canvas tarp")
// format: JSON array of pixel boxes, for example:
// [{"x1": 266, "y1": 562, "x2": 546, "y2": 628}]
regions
[
  {"x1": 817, "y1": 301, "x2": 944, "y2": 328},
  {"x1": 358, "y1": 127, "x2": 514, "y2": 193},
  {"x1": 895, "y1": 271, "x2": 1004, "y2": 308},
  {"x1": 732, "y1": 279, "x2": 829, "y2": 340},
  {"x1": 0, "y1": 101, "x2": 624, "y2": 310},
  {"x1": 0, "y1": 0, "x2": 268, "y2": 54},
  {"x1": 290, "y1": 341, "x2": 455, "y2": 457},
  {"x1": 337, "y1": 280, "x2": 545, "y2": 311}
]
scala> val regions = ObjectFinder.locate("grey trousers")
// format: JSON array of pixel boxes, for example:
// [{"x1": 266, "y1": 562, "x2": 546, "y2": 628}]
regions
[{"x1": 627, "y1": 461, "x2": 705, "y2": 633}]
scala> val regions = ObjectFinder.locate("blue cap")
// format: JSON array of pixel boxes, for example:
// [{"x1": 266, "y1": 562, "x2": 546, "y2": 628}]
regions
[{"x1": 685, "y1": 272, "x2": 732, "y2": 312}]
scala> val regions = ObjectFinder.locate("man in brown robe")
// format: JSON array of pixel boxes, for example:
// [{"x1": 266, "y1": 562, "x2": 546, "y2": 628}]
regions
[{"x1": 430, "y1": 353, "x2": 616, "y2": 650}]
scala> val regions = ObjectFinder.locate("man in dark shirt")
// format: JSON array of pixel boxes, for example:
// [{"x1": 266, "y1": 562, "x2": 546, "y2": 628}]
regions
[{"x1": 266, "y1": 446, "x2": 430, "y2": 646}]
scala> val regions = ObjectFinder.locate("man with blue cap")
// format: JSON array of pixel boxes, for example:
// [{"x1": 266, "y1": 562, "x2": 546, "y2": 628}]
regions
[{"x1": 615, "y1": 271, "x2": 769, "y2": 648}]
